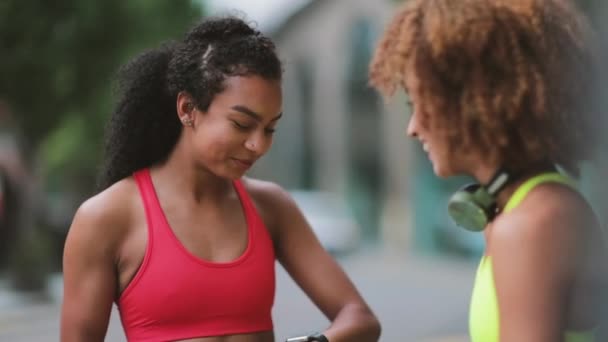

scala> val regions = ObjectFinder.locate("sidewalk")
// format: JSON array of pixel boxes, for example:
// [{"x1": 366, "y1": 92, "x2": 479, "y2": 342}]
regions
[{"x1": 0, "y1": 247, "x2": 476, "y2": 341}]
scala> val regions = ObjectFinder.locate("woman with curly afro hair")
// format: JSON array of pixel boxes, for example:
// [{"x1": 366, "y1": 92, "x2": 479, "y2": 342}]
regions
[
  {"x1": 370, "y1": 0, "x2": 607, "y2": 341},
  {"x1": 60, "y1": 16, "x2": 380, "y2": 342}
]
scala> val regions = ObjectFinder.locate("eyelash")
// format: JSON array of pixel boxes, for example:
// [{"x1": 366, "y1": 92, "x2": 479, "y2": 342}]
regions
[
  {"x1": 232, "y1": 121, "x2": 251, "y2": 130},
  {"x1": 232, "y1": 121, "x2": 276, "y2": 135}
]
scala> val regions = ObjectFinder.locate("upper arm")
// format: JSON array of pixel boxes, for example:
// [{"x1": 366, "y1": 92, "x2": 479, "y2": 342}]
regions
[
  {"x1": 492, "y1": 191, "x2": 584, "y2": 342},
  {"x1": 61, "y1": 195, "x2": 125, "y2": 342},
  {"x1": 256, "y1": 183, "x2": 371, "y2": 320}
]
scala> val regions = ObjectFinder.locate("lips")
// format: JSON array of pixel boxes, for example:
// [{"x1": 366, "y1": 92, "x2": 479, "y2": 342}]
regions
[{"x1": 232, "y1": 158, "x2": 254, "y2": 169}]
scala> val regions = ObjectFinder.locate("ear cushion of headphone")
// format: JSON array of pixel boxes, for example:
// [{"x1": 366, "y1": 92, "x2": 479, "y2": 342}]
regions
[{"x1": 448, "y1": 183, "x2": 490, "y2": 232}]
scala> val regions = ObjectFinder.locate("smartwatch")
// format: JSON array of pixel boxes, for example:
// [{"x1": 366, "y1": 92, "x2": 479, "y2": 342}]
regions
[{"x1": 285, "y1": 332, "x2": 329, "y2": 342}]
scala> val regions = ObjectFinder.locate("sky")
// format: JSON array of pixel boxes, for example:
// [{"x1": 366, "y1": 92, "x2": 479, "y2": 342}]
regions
[{"x1": 205, "y1": 0, "x2": 311, "y2": 31}]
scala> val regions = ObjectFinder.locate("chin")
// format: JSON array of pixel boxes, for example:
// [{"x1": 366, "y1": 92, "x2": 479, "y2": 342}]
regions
[
  {"x1": 432, "y1": 163, "x2": 457, "y2": 178},
  {"x1": 226, "y1": 168, "x2": 249, "y2": 180},
  {"x1": 203, "y1": 165, "x2": 244, "y2": 181},
  {"x1": 220, "y1": 171, "x2": 244, "y2": 180}
]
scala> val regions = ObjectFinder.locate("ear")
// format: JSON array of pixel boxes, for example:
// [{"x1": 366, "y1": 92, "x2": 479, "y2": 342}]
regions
[{"x1": 176, "y1": 92, "x2": 196, "y2": 123}]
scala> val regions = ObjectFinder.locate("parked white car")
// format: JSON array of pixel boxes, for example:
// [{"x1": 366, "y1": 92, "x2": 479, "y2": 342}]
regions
[{"x1": 289, "y1": 190, "x2": 362, "y2": 255}]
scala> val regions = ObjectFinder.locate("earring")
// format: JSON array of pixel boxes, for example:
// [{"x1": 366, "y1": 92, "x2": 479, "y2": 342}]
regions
[{"x1": 181, "y1": 117, "x2": 194, "y2": 127}]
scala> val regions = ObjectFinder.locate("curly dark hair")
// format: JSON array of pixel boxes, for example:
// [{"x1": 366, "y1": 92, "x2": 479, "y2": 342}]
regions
[
  {"x1": 98, "y1": 16, "x2": 282, "y2": 189},
  {"x1": 369, "y1": 0, "x2": 601, "y2": 177}
]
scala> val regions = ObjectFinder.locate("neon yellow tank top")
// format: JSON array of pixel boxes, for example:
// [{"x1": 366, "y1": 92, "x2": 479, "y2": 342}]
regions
[{"x1": 469, "y1": 172, "x2": 596, "y2": 342}]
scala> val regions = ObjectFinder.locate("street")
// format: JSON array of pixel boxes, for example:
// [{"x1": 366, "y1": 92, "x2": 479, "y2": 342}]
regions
[{"x1": 0, "y1": 247, "x2": 475, "y2": 341}]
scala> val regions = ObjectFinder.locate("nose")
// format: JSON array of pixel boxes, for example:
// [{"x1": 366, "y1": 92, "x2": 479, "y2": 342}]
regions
[{"x1": 244, "y1": 131, "x2": 271, "y2": 156}]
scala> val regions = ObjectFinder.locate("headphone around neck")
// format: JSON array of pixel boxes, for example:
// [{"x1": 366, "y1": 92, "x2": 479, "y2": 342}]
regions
[{"x1": 447, "y1": 168, "x2": 513, "y2": 232}]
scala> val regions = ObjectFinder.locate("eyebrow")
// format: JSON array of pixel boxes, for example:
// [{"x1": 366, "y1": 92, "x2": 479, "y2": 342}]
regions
[{"x1": 231, "y1": 105, "x2": 283, "y2": 122}]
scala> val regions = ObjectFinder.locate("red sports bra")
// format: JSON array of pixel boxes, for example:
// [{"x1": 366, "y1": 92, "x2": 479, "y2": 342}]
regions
[{"x1": 116, "y1": 169, "x2": 276, "y2": 341}]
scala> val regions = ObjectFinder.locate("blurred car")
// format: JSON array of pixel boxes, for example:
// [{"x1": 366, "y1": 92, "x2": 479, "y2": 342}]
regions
[{"x1": 289, "y1": 190, "x2": 362, "y2": 255}]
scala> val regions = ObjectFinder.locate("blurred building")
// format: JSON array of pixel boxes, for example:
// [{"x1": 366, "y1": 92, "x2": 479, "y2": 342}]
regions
[
  {"x1": 249, "y1": 0, "x2": 412, "y2": 249},
  {"x1": 248, "y1": 0, "x2": 486, "y2": 256}
]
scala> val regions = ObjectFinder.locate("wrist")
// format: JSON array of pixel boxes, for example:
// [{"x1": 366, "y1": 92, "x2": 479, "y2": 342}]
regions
[{"x1": 309, "y1": 332, "x2": 329, "y2": 342}]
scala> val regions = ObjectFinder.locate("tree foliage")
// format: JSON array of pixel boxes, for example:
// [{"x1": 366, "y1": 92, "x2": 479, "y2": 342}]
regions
[{"x1": 0, "y1": 0, "x2": 204, "y2": 193}]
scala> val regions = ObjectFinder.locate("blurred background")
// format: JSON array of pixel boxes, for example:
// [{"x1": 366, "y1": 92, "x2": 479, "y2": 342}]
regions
[{"x1": 0, "y1": 0, "x2": 607, "y2": 341}]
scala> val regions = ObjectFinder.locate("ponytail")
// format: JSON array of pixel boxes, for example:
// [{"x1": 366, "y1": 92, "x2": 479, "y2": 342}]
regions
[{"x1": 98, "y1": 43, "x2": 181, "y2": 190}]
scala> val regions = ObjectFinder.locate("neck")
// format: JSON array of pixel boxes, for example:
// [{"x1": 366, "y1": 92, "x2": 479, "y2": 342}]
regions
[
  {"x1": 153, "y1": 138, "x2": 233, "y2": 203},
  {"x1": 472, "y1": 160, "x2": 557, "y2": 213}
]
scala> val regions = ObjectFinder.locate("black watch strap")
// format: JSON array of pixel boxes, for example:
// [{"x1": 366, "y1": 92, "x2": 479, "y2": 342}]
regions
[{"x1": 309, "y1": 332, "x2": 329, "y2": 342}]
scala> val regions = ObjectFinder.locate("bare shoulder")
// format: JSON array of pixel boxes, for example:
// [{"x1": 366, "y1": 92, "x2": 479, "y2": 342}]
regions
[
  {"x1": 508, "y1": 183, "x2": 593, "y2": 237},
  {"x1": 239, "y1": 177, "x2": 297, "y2": 230},
  {"x1": 491, "y1": 182, "x2": 596, "y2": 265},
  {"x1": 240, "y1": 177, "x2": 293, "y2": 207},
  {"x1": 66, "y1": 177, "x2": 140, "y2": 254}
]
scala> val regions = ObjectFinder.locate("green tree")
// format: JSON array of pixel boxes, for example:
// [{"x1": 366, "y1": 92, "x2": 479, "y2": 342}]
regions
[
  {"x1": 0, "y1": 0, "x2": 204, "y2": 193},
  {"x1": 0, "y1": 0, "x2": 205, "y2": 288}
]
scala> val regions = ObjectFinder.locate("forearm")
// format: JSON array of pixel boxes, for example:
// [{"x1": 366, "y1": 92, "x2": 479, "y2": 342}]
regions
[{"x1": 322, "y1": 303, "x2": 381, "y2": 342}]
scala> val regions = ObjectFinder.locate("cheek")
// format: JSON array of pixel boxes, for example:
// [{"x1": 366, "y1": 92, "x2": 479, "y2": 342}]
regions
[
  {"x1": 194, "y1": 129, "x2": 240, "y2": 159},
  {"x1": 443, "y1": 145, "x2": 470, "y2": 173}
]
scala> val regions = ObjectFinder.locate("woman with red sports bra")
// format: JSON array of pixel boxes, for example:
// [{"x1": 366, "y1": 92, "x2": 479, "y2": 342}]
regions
[{"x1": 60, "y1": 16, "x2": 381, "y2": 342}]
